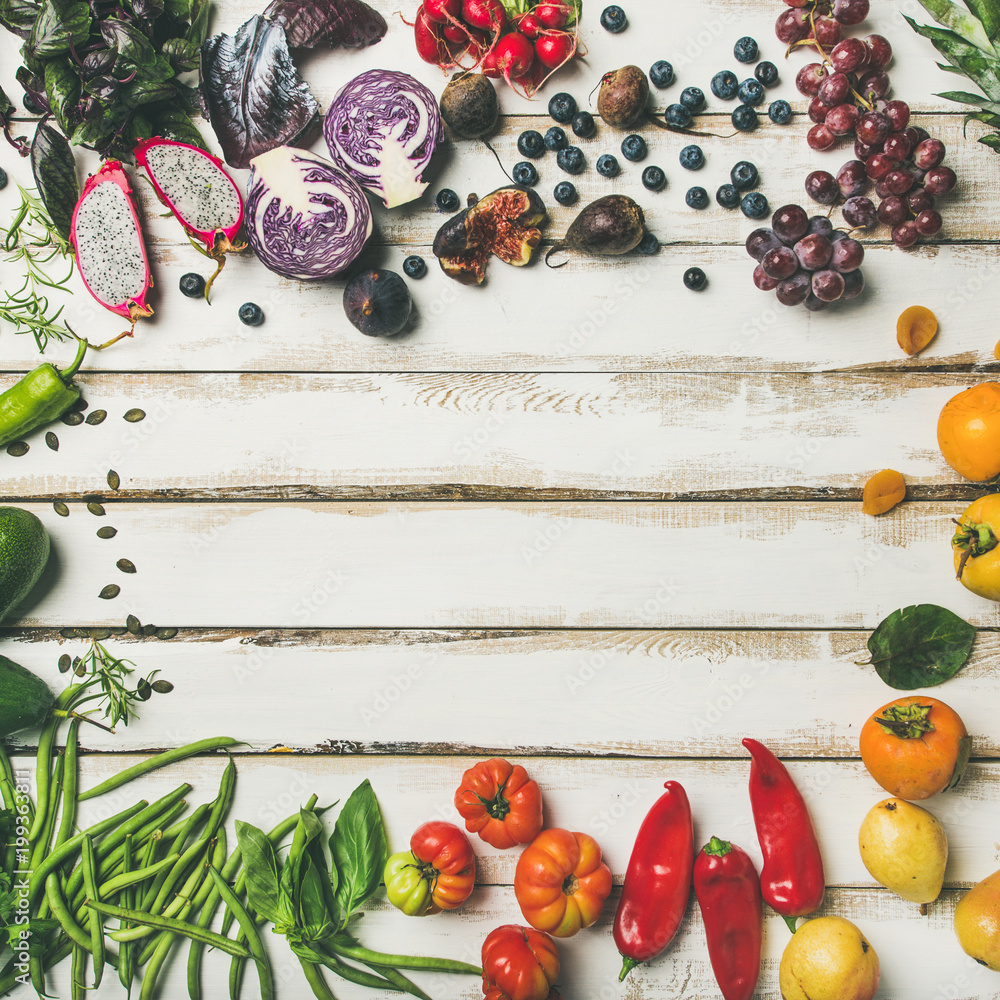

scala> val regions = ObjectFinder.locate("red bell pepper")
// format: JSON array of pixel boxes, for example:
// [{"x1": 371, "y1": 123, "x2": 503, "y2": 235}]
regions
[
  {"x1": 742, "y1": 738, "x2": 825, "y2": 932},
  {"x1": 612, "y1": 781, "x2": 693, "y2": 981},
  {"x1": 693, "y1": 836, "x2": 763, "y2": 1000}
]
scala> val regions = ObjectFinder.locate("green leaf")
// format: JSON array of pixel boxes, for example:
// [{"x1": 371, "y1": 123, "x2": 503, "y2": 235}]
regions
[
  {"x1": 133, "y1": 52, "x2": 174, "y2": 83},
  {"x1": 147, "y1": 104, "x2": 206, "y2": 147},
  {"x1": 161, "y1": 36, "x2": 199, "y2": 71},
  {"x1": 43, "y1": 57, "x2": 79, "y2": 134},
  {"x1": 127, "y1": 79, "x2": 176, "y2": 105},
  {"x1": 297, "y1": 857, "x2": 334, "y2": 940},
  {"x1": 331, "y1": 780, "x2": 387, "y2": 918},
  {"x1": 100, "y1": 19, "x2": 154, "y2": 65},
  {"x1": 186, "y1": 0, "x2": 209, "y2": 42},
  {"x1": 163, "y1": 0, "x2": 190, "y2": 18},
  {"x1": 0, "y1": 0, "x2": 39, "y2": 35},
  {"x1": 0, "y1": 85, "x2": 14, "y2": 122},
  {"x1": 964, "y1": 0, "x2": 1000, "y2": 49},
  {"x1": 235, "y1": 820, "x2": 284, "y2": 925},
  {"x1": 30, "y1": 122, "x2": 78, "y2": 239},
  {"x1": 26, "y1": 0, "x2": 90, "y2": 59},
  {"x1": 914, "y1": 0, "x2": 996, "y2": 52},
  {"x1": 864, "y1": 604, "x2": 976, "y2": 690},
  {"x1": 904, "y1": 14, "x2": 1000, "y2": 100},
  {"x1": 938, "y1": 88, "x2": 1000, "y2": 112},
  {"x1": 979, "y1": 131, "x2": 1000, "y2": 149}
]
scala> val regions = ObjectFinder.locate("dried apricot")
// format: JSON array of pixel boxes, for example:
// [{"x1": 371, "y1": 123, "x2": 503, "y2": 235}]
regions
[
  {"x1": 862, "y1": 469, "x2": 906, "y2": 516},
  {"x1": 897, "y1": 305, "x2": 938, "y2": 356},
  {"x1": 994, "y1": 339, "x2": 1000, "y2": 361}
]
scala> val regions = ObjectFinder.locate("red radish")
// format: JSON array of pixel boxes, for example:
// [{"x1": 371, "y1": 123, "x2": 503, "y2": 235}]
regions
[
  {"x1": 494, "y1": 31, "x2": 534, "y2": 79},
  {"x1": 534, "y1": 29, "x2": 575, "y2": 68},
  {"x1": 518, "y1": 12, "x2": 544, "y2": 38},
  {"x1": 463, "y1": 0, "x2": 506, "y2": 32},
  {"x1": 423, "y1": 0, "x2": 461, "y2": 22},
  {"x1": 443, "y1": 21, "x2": 469, "y2": 41},
  {"x1": 414, "y1": 6, "x2": 450, "y2": 63},
  {"x1": 480, "y1": 44, "x2": 502, "y2": 77},
  {"x1": 518, "y1": 57, "x2": 547, "y2": 94},
  {"x1": 535, "y1": 2, "x2": 572, "y2": 27}
]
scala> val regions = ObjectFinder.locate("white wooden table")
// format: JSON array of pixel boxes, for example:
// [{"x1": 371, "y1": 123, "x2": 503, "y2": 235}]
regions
[{"x1": 3, "y1": 0, "x2": 1000, "y2": 997}]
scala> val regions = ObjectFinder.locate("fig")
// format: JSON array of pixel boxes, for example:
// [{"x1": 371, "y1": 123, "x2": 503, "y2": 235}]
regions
[
  {"x1": 440, "y1": 72, "x2": 499, "y2": 140},
  {"x1": 433, "y1": 185, "x2": 547, "y2": 285},
  {"x1": 343, "y1": 269, "x2": 412, "y2": 337},
  {"x1": 597, "y1": 65, "x2": 649, "y2": 129}
]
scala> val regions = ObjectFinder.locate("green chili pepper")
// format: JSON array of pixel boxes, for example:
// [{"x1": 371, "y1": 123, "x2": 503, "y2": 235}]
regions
[{"x1": 0, "y1": 337, "x2": 86, "y2": 449}]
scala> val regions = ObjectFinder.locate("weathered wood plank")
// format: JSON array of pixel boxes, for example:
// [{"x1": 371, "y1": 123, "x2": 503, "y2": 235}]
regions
[
  {"x1": 3, "y1": 500, "x2": 996, "y2": 629},
  {"x1": 4, "y1": 628, "x2": 1000, "y2": 758}
]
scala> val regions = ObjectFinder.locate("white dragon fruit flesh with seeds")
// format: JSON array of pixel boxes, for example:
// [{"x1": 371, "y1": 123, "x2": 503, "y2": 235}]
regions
[
  {"x1": 70, "y1": 161, "x2": 153, "y2": 323},
  {"x1": 134, "y1": 137, "x2": 244, "y2": 250}
]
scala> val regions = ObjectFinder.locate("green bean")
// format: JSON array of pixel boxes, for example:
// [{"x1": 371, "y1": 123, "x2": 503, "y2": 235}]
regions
[
  {"x1": 89, "y1": 900, "x2": 251, "y2": 956},
  {"x1": 139, "y1": 803, "x2": 209, "y2": 912},
  {"x1": 55, "y1": 719, "x2": 81, "y2": 848},
  {"x1": 298, "y1": 945, "x2": 402, "y2": 993},
  {"x1": 70, "y1": 944, "x2": 87, "y2": 1000},
  {"x1": 81, "y1": 835, "x2": 105, "y2": 986},
  {"x1": 97, "y1": 852, "x2": 181, "y2": 899},
  {"x1": 300, "y1": 960, "x2": 338, "y2": 1000},
  {"x1": 331, "y1": 939, "x2": 482, "y2": 976},
  {"x1": 363, "y1": 964, "x2": 434, "y2": 1000},
  {"x1": 208, "y1": 867, "x2": 274, "y2": 1000},
  {"x1": 138, "y1": 926, "x2": 176, "y2": 1000},
  {"x1": 29, "y1": 752, "x2": 64, "y2": 875},
  {"x1": 78, "y1": 737, "x2": 240, "y2": 801},
  {"x1": 119, "y1": 835, "x2": 135, "y2": 996},
  {"x1": 45, "y1": 872, "x2": 92, "y2": 950},
  {"x1": 26, "y1": 690, "x2": 73, "y2": 841}
]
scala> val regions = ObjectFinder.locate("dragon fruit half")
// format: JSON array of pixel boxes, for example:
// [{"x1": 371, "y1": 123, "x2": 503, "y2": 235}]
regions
[
  {"x1": 134, "y1": 137, "x2": 246, "y2": 299},
  {"x1": 70, "y1": 161, "x2": 153, "y2": 333}
]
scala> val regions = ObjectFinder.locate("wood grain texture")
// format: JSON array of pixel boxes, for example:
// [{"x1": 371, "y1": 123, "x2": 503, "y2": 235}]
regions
[
  {"x1": 0, "y1": 371, "x2": 989, "y2": 498},
  {"x1": 4, "y1": 627, "x2": 1000, "y2": 758}
]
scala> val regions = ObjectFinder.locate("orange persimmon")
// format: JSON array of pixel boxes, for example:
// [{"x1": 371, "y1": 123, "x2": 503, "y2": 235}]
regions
[{"x1": 938, "y1": 382, "x2": 1000, "y2": 481}]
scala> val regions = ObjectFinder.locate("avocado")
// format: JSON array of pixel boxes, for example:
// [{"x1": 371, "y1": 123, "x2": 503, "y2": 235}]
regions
[
  {"x1": 0, "y1": 506, "x2": 50, "y2": 624},
  {"x1": 0, "y1": 655, "x2": 53, "y2": 737}
]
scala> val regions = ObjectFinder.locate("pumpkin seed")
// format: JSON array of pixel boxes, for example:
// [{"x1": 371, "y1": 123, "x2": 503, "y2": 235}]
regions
[
  {"x1": 58, "y1": 654, "x2": 71, "y2": 673},
  {"x1": 107, "y1": 470, "x2": 120, "y2": 491},
  {"x1": 53, "y1": 501, "x2": 69, "y2": 517},
  {"x1": 87, "y1": 502, "x2": 105, "y2": 516},
  {"x1": 75, "y1": 664, "x2": 86, "y2": 677},
  {"x1": 89, "y1": 627, "x2": 112, "y2": 640},
  {"x1": 71, "y1": 397, "x2": 88, "y2": 412},
  {"x1": 6, "y1": 441, "x2": 28, "y2": 456},
  {"x1": 116, "y1": 558, "x2": 136, "y2": 574},
  {"x1": 141, "y1": 624, "x2": 158, "y2": 637},
  {"x1": 85, "y1": 410, "x2": 107, "y2": 425},
  {"x1": 96, "y1": 526, "x2": 117, "y2": 539},
  {"x1": 136, "y1": 679, "x2": 151, "y2": 701},
  {"x1": 45, "y1": 432, "x2": 58, "y2": 451},
  {"x1": 154, "y1": 627, "x2": 178, "y2": 640},
  {"x1": 61, "y1": 412, "x2": 84, "y2": 426},
  {"x1": 109, "y1": 626, "x2": 127, "y2": 635},
  {"x1": 124, "y1": 408, "x2": 146, "y2": 422},
  {"x1": 151, "y1": 680, "x2": 174, "y2": 694},
  {"x1": 59, "y1": 627, "x2": 78, "y2": 639},
  {"x1": 98, "y1": 584, "x2": 120, "y2": 600},
  {"x1": 126, "y1": 614, "x2": 141, "y2": 634},
  {"x1": 71, "y1": 657, "x2": 81, "y2": 670}
]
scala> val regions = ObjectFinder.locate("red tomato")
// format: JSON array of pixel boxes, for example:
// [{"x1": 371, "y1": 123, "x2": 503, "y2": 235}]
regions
[
  {"x1": 455, "y1": 758, "x2": 544, "y2": 849},
  {"x1": 482, "y1": 925, "x2": 560, "y2": 1000},
  {"x1": 409, "y1": 821, "x2": 476, "y2": 911}
]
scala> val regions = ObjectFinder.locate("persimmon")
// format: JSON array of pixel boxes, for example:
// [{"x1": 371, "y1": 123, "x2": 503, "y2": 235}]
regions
[
  {"x1": 953, "y1": 494, "x2": 1000, "y2": 601},
  {"x1": 862, "y1": 469, "x2": 906, "y2": 516},
  {"x1": 860, "y1": 696, "x2": 971, "y2": 801},
  {"x1": 937, "y1": 382, "x2": 1000, "y2": 482}
]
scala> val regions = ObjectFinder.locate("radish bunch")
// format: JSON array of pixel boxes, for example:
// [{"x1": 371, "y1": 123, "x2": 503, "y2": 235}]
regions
[{"x1": 413, "y1": 0, "x2": 582, "y2": 96}]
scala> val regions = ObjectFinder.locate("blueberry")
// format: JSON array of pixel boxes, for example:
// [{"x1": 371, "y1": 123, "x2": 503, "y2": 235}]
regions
[
  {"x1": 553, "y1": 181, "x2": 578, "y2": 206},
  {"x1": 517, "y1": 130, "x2": 545, "y2": 158},
  {"x1": 636, "y1": 230, "x2": 660, "y2": 255},
  {"x1": 664, "y1": 103, "x2": 692, "y2": 129},
  {"x1": 768, "y1": 99, "x2": 792, "y2": 125},
  {"x1": 600, "y1": 4, "x2": 627, "y2": 32},
  {"x1": 512, "y1": 161, "x2": 539, "y2": 186},
  {"x1": 734, "y1": 36, "x2": 759, "y2": 63},
  {"x1": 238, "y1": 302, "x2": 264, "y2": 326},
  {"x1": 680, "y1": 86, "x2": 705, "y2": 113},
  {"x1": 741, "y1": 192, "x2": 770, "y2": 220},
  {"x1": 738, "y1": 78, "x2": 765, "y2": 106},
  {"x1": 730, "y1": 160, "x2": 759, "y2": 190},
  {"x1": 596, "y1": 153, "x2": 620, "y2": 177},
  {"x1": 685, "y1": 186, "x2": 709, "y2": 209},
  {"x1": 0, "y1": 167, "x2": 7, "y2": 191},
  {"x1": 179, "y1": 272, "x2": 205, "y2": 298},
  {"x1": 642, "y1": 166, "x2": 666, "y2": 191},
  {"x1": 683, "y1": 266, "x2": 708, "y2": 291},
  {"x1": 436, "y1": 188, "x2": 460, "y2": 212},
  {"x1": 679, "y1": 144, "x2": 705, "y2": 170},
  {"x1": 556, "y1": 146, "x2": 585, "y2": 174},
  {"x1": 755, "y1": 60, "x2": 779, "y2": 87},
  {"x1": 649, "y1": 60, "x2": 674, "y2": 88},
  {"x1": 402, "y1": 255, "x2": 427, "y2": 279},
  {"x1": 732, "y1": 105, "x2": 759, "y2": 131},
  {"x1": 711, "y1": 70, "x2": 739, "y2": 101},
  {"x1": 621, "y1": 134, "x2": 647, "y2": 161},
  {"x1": 716, "y1": 183, "x2": 740, "y2": 209},
  {"x1": 571, "y1": 111, "x2": 596, "y2": 138},
  {"x1": 548, "y1": 92, "x2": 577, "y2": 124},
  {"x1": 544, "y1": 126, "x2": 568, "y2": 151}
]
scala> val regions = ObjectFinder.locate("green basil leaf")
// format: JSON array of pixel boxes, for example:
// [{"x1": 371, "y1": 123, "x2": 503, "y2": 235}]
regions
[
  {"x1": 130, "y1": 0, "x2": 163, "y2": 20},
  {"x1": 161, "y1": 36, "x2": 200, "y2": 71},
  {"x1": 30, "y1": 122, "x2": 78, "y2": 239},
  {"x1": 0, "y1": 85, "x2": 14, "y2": 122},
  {"x1": 43, "y1": 57, "x2": 79, "y2": 134},
  {"x1": 186, "y1": 0, "x2": 209, "y2": 43},
  {"x1": 297, "y1": 857, "x2": 333, "y2": 937},
  {"x1": 27, "y1": 0, "x2": 90, "y2": 59},
  {"x1": 331, "y1": 779, "x2": 387, "y2": 917},
  {"x1": 903, "y1": 14, "x2": 1000, "y2": 100},
  {"x1": 913, "y1": 0, "x2": 996, "y2": 52},
  {"x1": 235, "y1": 820, "x2": 284, "y2": 925},
  {"x1": 128, "y1": 79, "x2": 176, "y2": 105},
  {"x1": 0, "y1": 0, "x2": 39, "y2": 36},
  {"x1": 100, "y1": 19, "x2": 154, "y2": 65},
  {"x1": 163, "y1": 0, "x2": 190, "y2": 18},
  {"x1": 864, "y1": 604, "x2": 976, "y2": 690},
  {"x1": 133, "y1": 52, "x2": 174, "y2": 83},
  {"x1": 148, "y1": 104, "x2": 206, "y2": 148}
]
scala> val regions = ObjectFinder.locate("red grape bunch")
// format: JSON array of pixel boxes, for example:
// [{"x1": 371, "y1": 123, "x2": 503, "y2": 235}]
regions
[
  {"x1": 748, "y1": 203, "x2": 865, "y2": 311},
  {"x1": 775, "y1": 0, "x2": 957, "y2": 248}
]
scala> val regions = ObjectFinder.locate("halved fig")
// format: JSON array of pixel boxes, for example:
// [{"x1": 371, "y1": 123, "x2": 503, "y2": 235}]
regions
[{"x1": 433, "y1": 185, "x2": 547, "y2": 285}]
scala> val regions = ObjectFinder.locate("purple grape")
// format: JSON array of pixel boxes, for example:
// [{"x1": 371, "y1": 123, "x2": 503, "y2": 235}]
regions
[
  {"x1": 746, "y1": 227, "x2": 781, "y2": 261},
  {"x1": 794, "y1": 233, "x2": 834, "y2": 270},
  {"x1": 924, "y1": 166, "x2": 956, "y2": 195},
  {"x1": 804, "y1": 293, "x2": 828, "y2": 312},
  {"x1": 830, "y1": 237, "x2": 864, "y2": 272},
  {"x1": 882, "y1": 99, "x2": 909, "y2": 131},
  {"x1": 892, "y1": 220, "x2": 919, "y2": 247},
  {"x1": 776, "y1": 8, "x2": 810, "y2": 44},
  {"x1": 807, "y1": 124, "x2": 836, "y2": 151},
  {"x1": 856, "y1": 112, "x2": 891, "y2": 146},
  {"x1": 885, "y1": 168, "x2": 915, "y2": 196},
  {"x1": 877, "y1": 196, "x2": 907, "y2": 225},
  {"x1": 857, "y1": 69, "x2": 890, "y2": 100},
  {"x1": 808, "y1": 215, "x2": 834, "y2": 237},
  {"x1": 833, "y1": 0, "x2": 870, "y2": 25},
  {"x1": 913, "y1": 139, "x2": 945, "y2": 169},
  {"x1": 915, "y1": 209, "x2": 942, "y2": 235},
  {"x1": 837, "y1": 160, "x2": 867, "y2": 198},
  {"x1": 762, "y1": 245, "x2": 800, "y2": 280},
  {"x1": 866, "y1": 34, "x2": 893, "y2": 69},
  {"x1": 753, "y1": 264, "x2": 780, "y2": 291},
  {"x1": 883, "y1": 133, "x2": 912, "y2": 160},
  {"x1": 809, "y1": 96, "x2": 832, "y2": 124},
  {"x1": 812, "y1": 269, "x2": 846, "y2": 302},
  {"x1": 772, "y1": 204, "x2": 810, "y2": 245},
  {"x1": 826, "y1": 104, "x2": 860, "y2": 136},
  {"x1": 796, "y1": 63, "x2": 828, "y2": 97},
  {"x1": 805, "y1": 170, "x2": 839, "y2": 205},
  {"x1": 776, "y1": 271, "x2": 812, "y2": 306},
  {"x1": 842, "y1": 269, "x2": 865, "y2": 300},
  {"x1": 830, "y1": 37, "x2": 867, "y2": 73},
  {"x1": 907, "y1": 187, "x2": 934, "y2": 214},
  {"x1": 842, "y1": 196, "x2": 876, "y2": 229}
]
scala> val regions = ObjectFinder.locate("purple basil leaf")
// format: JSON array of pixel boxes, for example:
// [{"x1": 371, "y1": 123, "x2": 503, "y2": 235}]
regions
[
  {"x1": 263, "y1": 0, "x2": 386, "y2": 50},
  {"x1": 200, "y1": 14, "x2": 319, "y2": 169}
]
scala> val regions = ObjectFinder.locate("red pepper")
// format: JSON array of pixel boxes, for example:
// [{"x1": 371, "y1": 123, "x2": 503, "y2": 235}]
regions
[
  {"x1": 693, "y1": 836, "x2": 763, "y2": 1000},
  {"x1": 612, "y1": 781, "x2": 693, "y2": 981},
  {"x1": 742, "y1": 737, "x2": 825, "y2": 932}
]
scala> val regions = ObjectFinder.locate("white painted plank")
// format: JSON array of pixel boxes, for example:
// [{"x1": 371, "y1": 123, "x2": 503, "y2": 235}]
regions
[
  {"x1": 0, "y1": 371, "x2": 987, "y2": 495},
  {"x1": 3, "y1": 501, "x2": 997, "y2": 629},
  {"x1": 5, "y1": 629, "x2": 1000, "y2": 758}
]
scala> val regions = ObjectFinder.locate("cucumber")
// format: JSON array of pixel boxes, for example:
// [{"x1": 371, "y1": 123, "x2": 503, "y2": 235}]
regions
[{"x1": 0, "y1": 655, "x2": 54, "y2": 738}]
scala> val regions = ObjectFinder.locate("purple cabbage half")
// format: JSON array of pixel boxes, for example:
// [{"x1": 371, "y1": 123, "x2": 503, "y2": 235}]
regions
[
  {"x1": 245, "y1": 146, "x2": 373, "y2": 280},
  {"x1": 323, "y1": 69, "x2": 443, "y2": 210}
]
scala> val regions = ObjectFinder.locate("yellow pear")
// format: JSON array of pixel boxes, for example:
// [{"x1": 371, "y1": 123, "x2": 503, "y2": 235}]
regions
[
  {"x1": 955, "y1": 868, "x2": 1000, "y2": 970},
  {"x1": 779, "y1": 916, "x2": 880, "y2": 1000},
  {"x1": 858, "y1": 798, "x2": 948, "y2": 910}
]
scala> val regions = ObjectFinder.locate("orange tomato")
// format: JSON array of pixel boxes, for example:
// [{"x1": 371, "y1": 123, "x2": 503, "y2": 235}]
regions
[
  {"x1": 859, "y1": 696, "x2": 971, "y2": 800},
  {"x1": 937, "y1": 382, "x2": 1000, "y2": 482},
  {"x1": 514, "y1": 828, "x2": 612, "y2": 937}
]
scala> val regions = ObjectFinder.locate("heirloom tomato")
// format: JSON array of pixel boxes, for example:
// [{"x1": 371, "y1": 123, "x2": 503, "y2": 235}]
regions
[
  {"x1": 384, "y1": 820, "x2": 475, "y2": 916},
  {"x1": 455, "y1": 758, "x2": 544, "y2": 849},
  {"x1": 482, "y1": 924, "x2": 560, "y2": 1000}
]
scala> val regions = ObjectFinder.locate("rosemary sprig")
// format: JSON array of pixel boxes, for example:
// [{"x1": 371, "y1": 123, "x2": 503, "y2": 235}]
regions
[{"x1": 1, "y1": 185, "x2": 75, "y2": 353}]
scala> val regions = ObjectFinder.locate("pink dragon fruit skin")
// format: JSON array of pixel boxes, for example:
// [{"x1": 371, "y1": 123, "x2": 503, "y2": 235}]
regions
[
  {"x1": 70, "y1": 161, "x2": 153, "y2": 324},
  {"x1": 133, "y1": 136, "x2": 244, "y2": 251}
]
